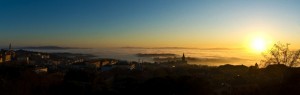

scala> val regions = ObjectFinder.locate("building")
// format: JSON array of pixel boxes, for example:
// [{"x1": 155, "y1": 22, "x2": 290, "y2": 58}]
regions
[
  {"x1": 99, "y1": 60, "x2": 118, "y2": 71},
  {"x1": 0, "y1": 54, "x2": 2, "y2": 63},
  {"x1": 181, "y1": 53, "x2": 188, "y2": 64},
  {"x1": 154, "y1": 53, "x2": 188, "y2": 64},
  {"x1": 0, "y1": 43, "x2": 15, "y2": 63}
]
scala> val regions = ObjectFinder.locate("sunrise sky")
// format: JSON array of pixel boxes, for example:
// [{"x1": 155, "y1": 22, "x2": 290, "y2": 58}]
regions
[{"x1": 1, "y1": 0, "x2": 300, "y2": 49}]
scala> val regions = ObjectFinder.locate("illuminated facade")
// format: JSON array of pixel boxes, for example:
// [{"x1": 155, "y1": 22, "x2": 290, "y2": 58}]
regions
[
  {"x1": 0, "y1": 43, "x2": 15, "y2": 63},
  {"x1": 0, "y1": 55, "x2": 2, "y2": 63}
]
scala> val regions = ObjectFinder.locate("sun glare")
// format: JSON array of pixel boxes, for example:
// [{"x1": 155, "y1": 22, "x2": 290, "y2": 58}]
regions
[
  {"x1": 251, "y1": 37, "x2": 267, "y2": 52},
  {"x1": 246, "y1": 32, "x2": 273, "y2": 53}
]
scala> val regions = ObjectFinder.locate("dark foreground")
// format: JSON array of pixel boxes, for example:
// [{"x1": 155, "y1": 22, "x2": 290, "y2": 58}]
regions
[{"x1": 0, "y1": 63, "x2": 300, "y2": 95}]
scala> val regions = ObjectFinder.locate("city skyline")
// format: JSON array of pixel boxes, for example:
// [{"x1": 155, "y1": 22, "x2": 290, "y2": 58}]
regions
[
  {"x1": 1, "y1": 0, "x2": 300, "y2": 50},
  {"x1": 2, "y1": 1, "x2": 300, "y2": 94}
]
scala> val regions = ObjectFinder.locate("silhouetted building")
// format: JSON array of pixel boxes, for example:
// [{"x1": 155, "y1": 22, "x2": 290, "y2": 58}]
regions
[
  {"x1": 181, "y1": 53, "x2": 187, "y2": 64},
  {"x1": 182, "y1": 53, "x2": 186, "y2": 61},
  {"x1": 154, "y1": 53, "x2": 188, "y2": 64},
  {"x1": 255, "y1": 63, "x2": 259, "y2": 68}
]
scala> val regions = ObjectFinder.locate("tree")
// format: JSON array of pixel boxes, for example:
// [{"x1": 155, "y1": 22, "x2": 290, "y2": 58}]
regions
[{"x1": 261, "y1": 42, "x2": 300, "y2": 67}]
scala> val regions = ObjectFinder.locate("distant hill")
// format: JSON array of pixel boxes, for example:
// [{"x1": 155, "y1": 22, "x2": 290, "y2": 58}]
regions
[{"x1": 21, "y1": 46, "x2": 90, "y2": 50}]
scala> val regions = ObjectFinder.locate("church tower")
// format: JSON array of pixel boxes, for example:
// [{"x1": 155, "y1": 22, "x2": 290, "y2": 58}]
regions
[
  {"x1": 182, "y1": 53, "x2": 186, "y2": 61},
  {"x1": 5, "y1": 43, "x2": 15, "y2": 62},
  {"x1": 181, "y1": 53, "x2": 187, "y2": 64}
]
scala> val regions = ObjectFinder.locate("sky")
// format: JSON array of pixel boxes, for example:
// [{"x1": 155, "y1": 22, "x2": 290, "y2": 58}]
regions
[{"x1": 0, "y1": 0, "x2": 300, "y2": 48}]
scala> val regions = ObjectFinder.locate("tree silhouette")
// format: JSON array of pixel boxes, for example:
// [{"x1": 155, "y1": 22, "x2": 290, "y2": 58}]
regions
[{"x1": 261, "y1": 42, "x2": 300, "y2": 67}]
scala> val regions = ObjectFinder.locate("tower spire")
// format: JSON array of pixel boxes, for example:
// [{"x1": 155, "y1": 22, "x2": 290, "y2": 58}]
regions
[{"x1": 182, "y1": 53, "x2": 185, "y2": 61}]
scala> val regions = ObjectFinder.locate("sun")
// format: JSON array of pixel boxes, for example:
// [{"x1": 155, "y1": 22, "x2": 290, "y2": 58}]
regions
[
  {"x1": 251, "y1": 37, "x2": 267, "y2": 52},
  {"x1": 246, "y1": 32, "x2": 273, "y2": 53}
]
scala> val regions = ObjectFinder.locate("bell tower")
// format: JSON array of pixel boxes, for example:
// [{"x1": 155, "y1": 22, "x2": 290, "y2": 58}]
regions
[{"x1": 182, "y1": 53, "x2": 185, "y2": 61}]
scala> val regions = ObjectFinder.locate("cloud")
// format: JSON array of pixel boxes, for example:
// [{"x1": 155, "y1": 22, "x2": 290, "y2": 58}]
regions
[
  {"x1": 121, "y1": 47, "x2": 243, "y2": 50},
  {"x1": 136, "y1": 53, "x2": 177, "y2": 57},
  {"x1": 121, "y1": 47, "x2": 198, "y2": 49}
]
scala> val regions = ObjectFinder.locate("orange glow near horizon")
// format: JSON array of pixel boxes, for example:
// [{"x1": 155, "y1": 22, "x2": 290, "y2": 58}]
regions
[{"x1": 246, "y1": 32, "x2": 274, "y2": 53}]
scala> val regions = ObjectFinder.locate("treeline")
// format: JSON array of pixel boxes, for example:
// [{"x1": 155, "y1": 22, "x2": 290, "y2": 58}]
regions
[{"x1": 0, "y1": 64, "x2": 300, "y2": 95}]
